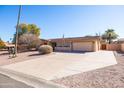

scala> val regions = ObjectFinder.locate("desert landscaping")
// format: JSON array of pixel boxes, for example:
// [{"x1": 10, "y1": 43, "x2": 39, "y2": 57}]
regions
[{"x1": 0, "y1": 5, "x2": 124, "y2": 88}]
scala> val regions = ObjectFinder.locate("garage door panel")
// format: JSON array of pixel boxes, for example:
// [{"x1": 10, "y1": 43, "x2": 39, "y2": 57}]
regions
[{"x1": 73, "y1": 42, "x2": 93, "y2": 51}]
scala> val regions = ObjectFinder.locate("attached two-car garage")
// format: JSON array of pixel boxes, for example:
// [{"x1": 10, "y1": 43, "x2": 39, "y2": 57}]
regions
[{"x1": 72, "y1": 42, "x2": 94, "y2": 52}]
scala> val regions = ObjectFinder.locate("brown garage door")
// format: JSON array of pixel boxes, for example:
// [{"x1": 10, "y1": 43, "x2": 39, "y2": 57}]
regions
[{"x1": 73, "y1": 42, "x2": 93, "y2": 52}]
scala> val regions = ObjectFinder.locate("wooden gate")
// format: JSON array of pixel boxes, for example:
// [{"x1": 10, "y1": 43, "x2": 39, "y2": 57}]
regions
[{"x1": 101, "y1": 44, "x2": 106, "y2": 50}]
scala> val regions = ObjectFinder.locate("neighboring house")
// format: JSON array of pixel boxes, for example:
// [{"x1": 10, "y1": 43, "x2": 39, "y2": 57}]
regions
[
  {"x1": 118, "y1": 38, "x2": 124, "y2": 52},
  {"x1": 50, "y1": 36, "x2": 101, "y2": 52},
  {"x1": 4, "y1": 42, "x2": 15, "y2": 48},
  {"x1": 118, "y1": 38, "x2": 124, "y2": 44},
  {"x1": 40, "y1": 39, "x2": 49, "y2": 45}
]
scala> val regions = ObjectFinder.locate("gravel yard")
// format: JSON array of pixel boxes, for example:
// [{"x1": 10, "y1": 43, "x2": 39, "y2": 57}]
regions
[
  {"x1": 52, "y1": 51, "x2": 124, "y2": 88},
  {"x1": 0, "y1": 51, "x2": 42, "y2": 66}
]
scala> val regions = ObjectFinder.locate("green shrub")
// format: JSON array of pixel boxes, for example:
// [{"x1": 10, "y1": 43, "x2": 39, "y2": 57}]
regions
[{"x1": 38, "y1": 45, "x2": 53, "y2": 54}]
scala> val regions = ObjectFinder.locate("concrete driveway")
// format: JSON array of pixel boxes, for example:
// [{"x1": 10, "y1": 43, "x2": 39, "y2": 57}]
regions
[{"x1": 1, "y1": 51, "x2": 117, "y2": 80}]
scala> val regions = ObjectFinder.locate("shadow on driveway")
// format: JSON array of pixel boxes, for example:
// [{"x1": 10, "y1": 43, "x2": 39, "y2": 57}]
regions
[{"x1": 54, "y1": 51, "x2": 88, "y2": 54}]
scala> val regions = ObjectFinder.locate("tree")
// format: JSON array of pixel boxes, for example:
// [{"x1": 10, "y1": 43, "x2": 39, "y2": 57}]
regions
[
  {"x1": 102, "y1": 29, "x2": 118, "y2": 44},
  {"x1": 0, "y1": 38, "x2": 5, "y2": 49},
  {"x1": 18, "y1": 33, "x2": 41, "y2": 49},
  {"x1": 13, "y1": 23, "x2": 41, "y2": 43},
  {"x1": 18, "y1": 23, "x2": 28, "y2": 36},
  {"x1": 27, "y1": 24, "x2": 40, "y2": 37}
]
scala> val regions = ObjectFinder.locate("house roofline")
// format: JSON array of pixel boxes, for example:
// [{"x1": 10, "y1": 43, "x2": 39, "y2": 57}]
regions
[{"x1": 49, "y1": 36, "x2": 101, "y2": 42}]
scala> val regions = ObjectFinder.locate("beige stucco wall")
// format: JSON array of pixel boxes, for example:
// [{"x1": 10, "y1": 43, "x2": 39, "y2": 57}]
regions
[
  {"x1": 94, "y1": 41, "x2": 101, "y2": 51},
  {"x1": 93, "y1": 41, "x2": 98, "y2": 52},
  {"x1": 98, "y1": 41, "x2": 101, "y2": 50},
  {"x1": 106, "y1": 44, "x2": 121, "y2": 51},
  {"x1": 92, "y1": 40, "x2": 101, "y2": 52},
  {"x1": 121, "y1": 43, "x2": 124, "y2": 52}
]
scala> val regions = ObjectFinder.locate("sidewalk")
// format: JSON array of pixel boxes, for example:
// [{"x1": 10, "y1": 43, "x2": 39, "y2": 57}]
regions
[{"x1": 0, "y1": 73, "x2": 32, "y2": 88}]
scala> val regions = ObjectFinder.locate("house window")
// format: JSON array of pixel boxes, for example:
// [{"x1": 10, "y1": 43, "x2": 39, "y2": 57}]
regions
[
  {"x1": 64, "y1": 42, "x2": 70, "y2": 47},
  {"x1": 57, "y1": 42, "x2": 70, "y2": 47},
  {"x1": 56, "y1": 42, "x2": 62, "y2": 47}
]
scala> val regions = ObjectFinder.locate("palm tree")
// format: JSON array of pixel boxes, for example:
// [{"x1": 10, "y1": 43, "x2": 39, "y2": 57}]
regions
[{"x1": 102, "y1": 29, "x2": 118, "y2": 44}]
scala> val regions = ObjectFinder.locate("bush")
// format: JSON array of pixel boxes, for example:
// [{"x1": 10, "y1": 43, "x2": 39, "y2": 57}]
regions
[
  {"x1": 38, "y1": 45, "x2": 53, "y2": 54},
  {"x1": 0, "y1": 39, "x2": 5, "y2": 49},
  {"x1": 18, "y1": 33, "x2": 42, "y2": 50}
]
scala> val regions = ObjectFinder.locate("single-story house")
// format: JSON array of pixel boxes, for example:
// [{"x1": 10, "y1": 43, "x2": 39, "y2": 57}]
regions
[
  {"x1": 4, "y1": 42, "x2": 15, "y2": 48},
  {"x1": 40, "y1": 39, "x2": 50, "y2": 45},
  {"x1": 118, "y1": 38, "x2": 124, "y2": 52},
  {"x1": 118, "y1": 38, "x2": 124, "y2": 44},
  {"x1": 50, "y1": 36, "x2": 101, "y2": 52}
]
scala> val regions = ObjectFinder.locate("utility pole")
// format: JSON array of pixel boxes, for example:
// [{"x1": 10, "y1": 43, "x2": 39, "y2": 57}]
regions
[
  {"x1": 15, "y1": 5, "x2": 22, "y2": 57},
  {"x1": 108, "y1": 33, "x2": 112, "y2": 44},
  {"x1": 62, "y1": 34, "x2": 65, "y2": 47}
]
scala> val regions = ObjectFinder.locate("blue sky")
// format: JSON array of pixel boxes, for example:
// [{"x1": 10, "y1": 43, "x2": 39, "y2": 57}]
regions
[{"x1": 0, "y1": 5, "x2": 124, "y2": 42}]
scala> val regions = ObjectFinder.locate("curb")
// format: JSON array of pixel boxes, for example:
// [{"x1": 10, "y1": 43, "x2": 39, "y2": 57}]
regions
[{"x1": 0, "y1": 67, "x2": 66, "y2": 88}]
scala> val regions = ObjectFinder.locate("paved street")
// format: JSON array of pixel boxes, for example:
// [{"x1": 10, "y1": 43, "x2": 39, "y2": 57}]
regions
[{"x1": 0, "y1": 73, "x2": 32, "y2": 88}]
